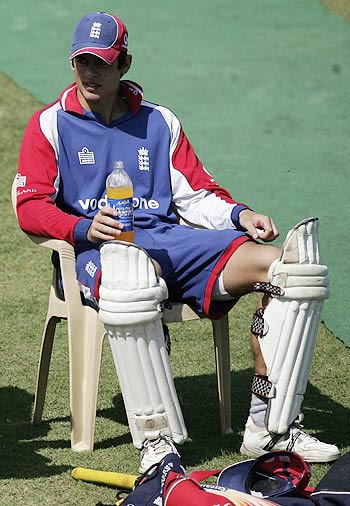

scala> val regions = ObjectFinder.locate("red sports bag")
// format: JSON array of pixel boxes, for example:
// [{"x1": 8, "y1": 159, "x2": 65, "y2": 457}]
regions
[{"x1": 163, "y1": 470, "x2": 280, "y2": 506}]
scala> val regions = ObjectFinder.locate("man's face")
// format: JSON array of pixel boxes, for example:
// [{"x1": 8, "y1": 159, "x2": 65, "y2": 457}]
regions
[{"x1": 71, "y1": 53, "x2": 129, "y2": 107}]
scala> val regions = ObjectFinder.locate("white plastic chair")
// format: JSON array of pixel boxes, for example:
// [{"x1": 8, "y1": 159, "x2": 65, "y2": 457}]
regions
[{"x1": 12, "y1": 177, "x2": 232, "y2": 451}]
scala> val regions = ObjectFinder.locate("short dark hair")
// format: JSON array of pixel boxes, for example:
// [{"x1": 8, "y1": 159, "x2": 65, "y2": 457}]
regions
[{"x1": 117, "y1": 52, "x2": 127, "y2": 70}]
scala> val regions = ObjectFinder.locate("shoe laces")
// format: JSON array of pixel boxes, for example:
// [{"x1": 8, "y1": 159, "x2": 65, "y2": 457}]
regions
[
  {"x1": 141, "y1": 435, "x2": 177, "y2": 457},
  {"x1": 286, "y1": 423, "x2": 319, "y2": 451},
  {"x1": 286, "y1": 428, "x2": 304, "y2": 451}
]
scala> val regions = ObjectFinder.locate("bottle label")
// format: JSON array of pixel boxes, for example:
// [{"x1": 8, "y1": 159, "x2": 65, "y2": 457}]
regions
[{"x1": 107, "y1": 197, "x2": 134, "y2": 231}]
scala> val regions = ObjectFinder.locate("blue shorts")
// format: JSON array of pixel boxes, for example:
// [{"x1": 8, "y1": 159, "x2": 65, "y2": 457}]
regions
[{"x1": 75, "y1": 223, "x2": 250, "y2": 319}]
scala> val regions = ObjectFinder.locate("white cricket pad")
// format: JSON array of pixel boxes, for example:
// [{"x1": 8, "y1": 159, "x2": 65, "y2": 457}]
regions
[
  {"x1": 99, "y1": 241, "x2": 187, "y2": 448},
  {"x1": 252, "y1": 218, "x2": 330, "y2": 434}
]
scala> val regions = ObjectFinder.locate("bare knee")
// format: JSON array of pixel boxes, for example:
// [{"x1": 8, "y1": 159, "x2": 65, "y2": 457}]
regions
[
  {"x1": 223, "y1": 241, "x2": 280, "y2": 297},
  {"x1": 152, "y1": 258, "x2": 162, "y2": 277}
]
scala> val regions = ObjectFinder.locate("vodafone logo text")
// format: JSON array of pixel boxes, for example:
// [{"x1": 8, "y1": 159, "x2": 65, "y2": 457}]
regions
[{"x1": 78, "y1": 195, "x2": 160, "y2": 211}]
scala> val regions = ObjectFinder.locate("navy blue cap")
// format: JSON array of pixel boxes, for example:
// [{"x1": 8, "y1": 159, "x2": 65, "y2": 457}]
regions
[
  {"x1": 217, "y1": 451, "x2": 311, "y2": 499},
  {"x1": 70, "y1": 12, "x2": 128, "y2": 64}
]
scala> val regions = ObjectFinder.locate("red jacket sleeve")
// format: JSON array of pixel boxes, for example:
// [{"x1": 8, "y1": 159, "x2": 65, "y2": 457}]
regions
[{"x1": 16, "y1": 110, "x2": 84, "y2": 244}]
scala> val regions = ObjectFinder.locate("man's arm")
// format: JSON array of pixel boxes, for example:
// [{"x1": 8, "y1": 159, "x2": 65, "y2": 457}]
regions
[{"x1": 16, "y1": 111, "x2": 91, "y2": 245}]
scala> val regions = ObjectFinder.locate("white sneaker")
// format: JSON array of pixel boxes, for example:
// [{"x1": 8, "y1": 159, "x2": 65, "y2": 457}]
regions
[
  {"x1": 240, "y1": 416, "x2": 340, "y2": 463},
  {"x1": 139, "y1": 435, "x2": 180, "y2": 473}
]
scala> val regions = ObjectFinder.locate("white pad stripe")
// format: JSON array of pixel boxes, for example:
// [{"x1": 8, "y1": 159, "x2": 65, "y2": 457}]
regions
[
  {"x1": 282, "y1": 275, "x2": 327, "y2": 287},
  {"x1": 99, "y1": 284, "x2": 166, "y2": 302},
  {"x1": 260, "y1": 217, "x2": 329, "y2": 434},
  {"x1": 279, "y1": 287, "x2": 329, "y2": 300},
  {"x1": 271, "y1": 263, "x2": 327, "y2": 276},
  {"x1": 101, "y1": 300, "x2": 161, "y2": 313},
  {"x1": 100, "y1": 310, "x2": 162, "y2": 326}
]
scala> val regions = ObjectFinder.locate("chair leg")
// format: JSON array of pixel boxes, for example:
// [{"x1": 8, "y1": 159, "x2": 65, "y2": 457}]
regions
[
  {"x1": 32, "y1": 316, "x2": 59, "y2": 425},
  {"x1": 212, "y1": 316, "x2": 233, "y2": 435},
  {"x1": 69, "y1": 309, "x2": 105, "y2": 452}
]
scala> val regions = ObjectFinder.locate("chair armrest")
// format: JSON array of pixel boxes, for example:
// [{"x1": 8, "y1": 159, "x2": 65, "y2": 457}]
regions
[
  {"x1": 25, "y1": 234, "x2": 82, "y2": 308},
  {"x1": 163, "y1": 302, "x2": 201, "y2": 323},
  {"x1": 12, "y1": 176, "x2": 81, "y2": 306},
  {"x1": 26, "y1": 234, "x2": 74, "y2": 254},
  {"x1": 12, "y1": 175, "x2": 75, "y2": 256}
]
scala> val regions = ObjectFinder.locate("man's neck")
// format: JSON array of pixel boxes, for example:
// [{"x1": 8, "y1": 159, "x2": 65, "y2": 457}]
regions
[{"x1": 77, "y1": 89, "x2": 128, "y2": 125}]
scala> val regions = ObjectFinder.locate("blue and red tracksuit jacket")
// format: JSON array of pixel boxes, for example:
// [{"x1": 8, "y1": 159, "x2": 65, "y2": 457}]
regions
[{"x1": 16, "y1": 80, "x2": 248, "y2": 243}]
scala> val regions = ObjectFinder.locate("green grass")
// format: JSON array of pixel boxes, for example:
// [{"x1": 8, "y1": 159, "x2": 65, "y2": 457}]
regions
[{"x1": 1, "y1": 72, "x2": 349, "y2": 505}]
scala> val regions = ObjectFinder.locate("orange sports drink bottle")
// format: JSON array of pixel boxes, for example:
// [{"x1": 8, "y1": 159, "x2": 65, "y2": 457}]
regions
[{"x1": 106, "y1": 161, "x2": 135, "y2": 243}]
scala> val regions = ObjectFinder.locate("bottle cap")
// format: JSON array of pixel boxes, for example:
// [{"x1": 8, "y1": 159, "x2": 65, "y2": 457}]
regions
[{"x1": 114, "y1": 161, "x2": 124, "y2": 170}]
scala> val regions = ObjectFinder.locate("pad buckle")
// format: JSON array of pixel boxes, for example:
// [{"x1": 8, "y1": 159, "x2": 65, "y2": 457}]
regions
[
  {"x1": 251, "y1": 307, "x2": 268, "y2": 337},
  {"x1": 251, "y1": 374, "x2": 272, "y2": 398},
  {"x1": 253, "y1": 282, "x2": 284, "y2": 297}
]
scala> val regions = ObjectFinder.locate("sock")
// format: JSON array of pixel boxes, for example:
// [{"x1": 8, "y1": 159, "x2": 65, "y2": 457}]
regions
[{"x1": 249, "y1": 392, "x2": 268, "y2": 428}]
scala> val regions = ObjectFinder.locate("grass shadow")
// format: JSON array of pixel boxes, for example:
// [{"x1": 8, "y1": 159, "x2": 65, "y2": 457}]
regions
[
  {"x1": 1, "y1": 366, "x2": 347, "y2": 478},
  {"x1": 0, "y1": 386, "x2": 69, "y2": 479},
  {"x1": 101, "y1": 368, "x2": 349, "y2": 468}
]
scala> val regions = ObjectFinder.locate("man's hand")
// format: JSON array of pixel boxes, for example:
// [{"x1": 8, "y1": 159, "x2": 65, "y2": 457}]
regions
[
  {"x1": 87, "y1": 206, "x2": 124, "y2": 243},
  {"x1": 239, "y1": 209, "x2": 279, "y2": 242}
]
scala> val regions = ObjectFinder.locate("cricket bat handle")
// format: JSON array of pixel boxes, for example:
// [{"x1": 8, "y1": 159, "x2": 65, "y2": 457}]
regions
[{"x1": 71, "y1": 467, "x2": 138, "y2": 489}]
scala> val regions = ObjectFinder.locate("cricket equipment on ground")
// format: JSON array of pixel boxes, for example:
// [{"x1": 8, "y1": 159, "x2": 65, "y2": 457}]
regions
[
  {"x1": 250, "y1": 217, "x2": 330, "y2": 434},
  {"x1": 139, "y1": 435, "x2": 180, "y2": 473},
  {"x1": 163, "y1": 481, "x2": 280, "y2": 506},
  {"x1": 240, "y1": 416, "x2": 340, "y2": 463},
  {"x1": 119, "y1": 453, "x2": 280, "y2": 506},
  {"x1": 217, "y1": 450, "x2": 312, "y2": 499},
  {"x1": 99, "y1": 240, "x2": 187, "y2": 449},
  {"x1": 71, "y1": 466, "x2": 138, "y2": 489},
  {"x1": 72, "y1": 452, "x2": 318, "y2": 506}
]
